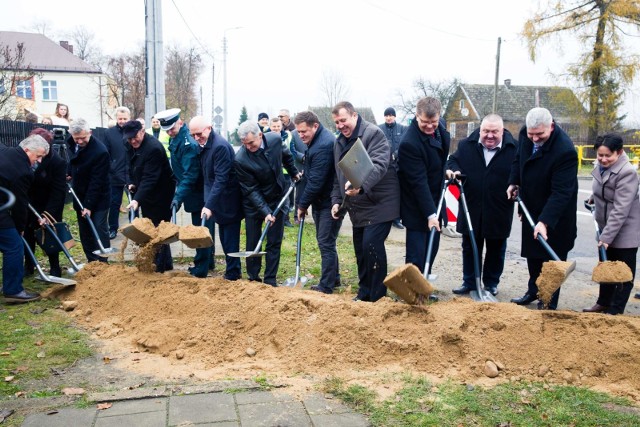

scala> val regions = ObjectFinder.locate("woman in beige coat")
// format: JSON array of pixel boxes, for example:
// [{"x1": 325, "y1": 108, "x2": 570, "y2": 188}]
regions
[{"x1": 584, "y1": 133, "x2": 640, "y2": 315}]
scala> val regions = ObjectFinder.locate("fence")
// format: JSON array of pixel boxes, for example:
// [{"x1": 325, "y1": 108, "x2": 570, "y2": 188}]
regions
[
  {"x1": 0, "y1": 119, "x2": 108, "y2": 148},
  {"x1": 576, "y1": 145, "x2": 640, "y2": 170}
]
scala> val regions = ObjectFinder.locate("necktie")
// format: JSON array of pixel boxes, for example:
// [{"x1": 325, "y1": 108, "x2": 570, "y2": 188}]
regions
[{"x1": 532, "y1": 144, "x2": 540, "y2": 155}]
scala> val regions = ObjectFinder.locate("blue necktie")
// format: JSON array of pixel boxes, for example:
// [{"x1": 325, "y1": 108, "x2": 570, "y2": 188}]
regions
[{"x1": 532, "y1": 144, "x2": 540, "y2": 155}]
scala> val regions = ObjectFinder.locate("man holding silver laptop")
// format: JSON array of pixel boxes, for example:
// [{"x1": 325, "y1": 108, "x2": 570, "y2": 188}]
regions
[{"x1": 330, "y1": 101, "x2": 400, "y2": 302}]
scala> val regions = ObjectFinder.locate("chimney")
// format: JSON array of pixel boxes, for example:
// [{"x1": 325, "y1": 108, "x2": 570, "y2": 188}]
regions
[
  {"x1": 59, "y1": 41, "x2": 74, "y2": 54},
  {"x1": 504, "y1": 79, "x2": 512, "y2": 89}
]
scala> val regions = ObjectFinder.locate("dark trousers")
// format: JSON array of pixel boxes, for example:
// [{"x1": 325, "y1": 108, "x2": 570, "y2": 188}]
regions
[
  {"x1": 77, "y1": 209, "x2": 110, "y2": 263},
  {"x1": 461, "y1": 233, "x2": 506, "y2": 288},
  {"x1": 312, "y1": 207, "x2": 343, "y2": 292},
  {"x1": 596, "y1": 246, "x2": 637, "y2": 315},
  {"x1": 245, "y1": 213, "x2": 285, "y2": 286},
  {"x1": 23, "y1": 225, "x2": 61, "y2": 275},
  {"x1": 353, "y1": 221, "x2": 392, "y2": 302},
  {"x1": 218, "y1": 220, "x2": 242, "y2": 280},
  {"x1": 526, "y1": 250, "x2": 568, "y2": 310},
  {"x1": 406, "y1": 228, "x2": 440, "y2": 275},
  {"x1": 109, "y1": 185, "x2": 124, "y2": 233},
  {"x1": 0, "y1": 227, "x2": 25, "y2": 295},
  {"x1": 147, "y1": 214, "x2": 173, "y2": 273},
  {"x1": 189, "y1": 212, "x2": 215, "y2": 277}
]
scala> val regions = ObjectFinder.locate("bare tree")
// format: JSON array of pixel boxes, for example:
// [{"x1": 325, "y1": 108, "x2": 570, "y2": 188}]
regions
[
  {"x1": 396, "y1": 77, "x2": 462, "y2": 119},
  {"x1": 65, "y1": 25, "x2": 104, "y2": 69},
  {"x1": 165, "y1": 45, "x2": 203, "y2": 119},
  {"x1": 106, "y1": 47, "x2": 146, "y2": 119},
  {"x1": 319, "y1": 69, "x2": 350, "y2": 107},
  {"x1": 0, "y1": 42, "x2": 39, "y2": 119},
  {"x1": 28, "y1": 20, "x2": 55, "y2": 38}
]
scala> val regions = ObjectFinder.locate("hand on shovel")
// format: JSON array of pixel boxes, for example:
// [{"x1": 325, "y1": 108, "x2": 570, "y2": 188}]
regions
[
  {"x1": 127, "y1": 200, "x2": 139, "y2": 211},
  {"x1": 533, "y1": 222, "x2": 548, "y2": 241},
  {"x1": 265, "y1": 213, "x2": 276, "y2": 224}
]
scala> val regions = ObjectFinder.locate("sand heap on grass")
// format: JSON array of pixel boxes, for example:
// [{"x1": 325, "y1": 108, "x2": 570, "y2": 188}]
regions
[{"x1": 58, "y1": 263, "x2": 640, "y2": 401}]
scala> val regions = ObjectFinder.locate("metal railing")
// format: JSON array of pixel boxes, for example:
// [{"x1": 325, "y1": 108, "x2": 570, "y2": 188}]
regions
[{"x1": 576, "y1": 145, "x2": 640, "y2": 170}]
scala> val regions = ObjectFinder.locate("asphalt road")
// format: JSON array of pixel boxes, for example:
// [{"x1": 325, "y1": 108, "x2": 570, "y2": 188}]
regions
[{"x1": 507, "y1": 177, "x2": 638, "y2": 278}]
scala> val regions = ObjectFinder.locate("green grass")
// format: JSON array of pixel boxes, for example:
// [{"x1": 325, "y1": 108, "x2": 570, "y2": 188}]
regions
[
  {"x1": 322, "y1": 375, "x2": 640, "y2": 426},
  {"x1": 0, "y1": 298, "x2": 91, "y2": 398}
]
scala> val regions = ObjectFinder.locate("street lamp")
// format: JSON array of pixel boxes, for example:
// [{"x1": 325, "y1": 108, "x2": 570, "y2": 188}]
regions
[{"x1": 223, "y1": 26, "x2": 242, "y2": 139}]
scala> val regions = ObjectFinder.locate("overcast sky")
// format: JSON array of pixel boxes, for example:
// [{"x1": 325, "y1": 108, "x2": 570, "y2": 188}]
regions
[{"x1": 3, "y1": 0, "x2": 640, "y2": 128}]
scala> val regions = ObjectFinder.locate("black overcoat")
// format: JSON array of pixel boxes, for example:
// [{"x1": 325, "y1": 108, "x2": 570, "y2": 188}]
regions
[
  {"x1": 67, "y1": 136, "x2": 111, "y2": 213},
  {"x1": 0, "y1": 146, "x2": 33, "y2": 233},
  {"x1": 28, "y1": 149, "x2": 67, "y2": 224}
]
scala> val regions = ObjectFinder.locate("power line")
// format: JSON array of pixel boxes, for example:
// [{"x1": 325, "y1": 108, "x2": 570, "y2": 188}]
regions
[{"x1": 169, "y1": 0, "x2": 215, "y2": 59}]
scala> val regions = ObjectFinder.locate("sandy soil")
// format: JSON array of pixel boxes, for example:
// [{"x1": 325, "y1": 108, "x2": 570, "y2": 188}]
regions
[{"x1": 44, "y1": 234, "x2": 640, "y2": 402}]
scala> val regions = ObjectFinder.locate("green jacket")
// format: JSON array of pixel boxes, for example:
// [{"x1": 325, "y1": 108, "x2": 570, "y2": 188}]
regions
[{"x1": 168, "y1": 124, "x2": 204, "y2": 212}]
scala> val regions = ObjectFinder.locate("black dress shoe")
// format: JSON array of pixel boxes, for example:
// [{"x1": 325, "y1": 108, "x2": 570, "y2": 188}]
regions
[
  {"x1": 392, "y1": 220, "x2": 405, "y2": 230},
  {"x1": 310, "y1": 285, "x2": 332, "y2": 294},
  {"x1": 109, "y1": 230, "x2": 117, "y2": 240},
  {"x1": 582, "y1": 303, "x2": 608, "y2": 313},
  {"x1": 452, "y1": 285, "x2": 474, "y2": 295},
  {"x1": 635, "y1": 293, "x2": 640, "y2": 300},
  {"x1": 510, "y1": 293, "x2": 536, "y2": 305},
  {"x1": 4, "y1": 291, "x2": 41, "y2": 304},
  {"x1": 485, "y1": 285, "x2": 498, "y2": 296}
]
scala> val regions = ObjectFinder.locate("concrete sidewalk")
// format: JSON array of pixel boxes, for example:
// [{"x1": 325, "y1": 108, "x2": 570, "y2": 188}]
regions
[{"x1": 22, "y1": 387, "x2": 370, "y2": 427}]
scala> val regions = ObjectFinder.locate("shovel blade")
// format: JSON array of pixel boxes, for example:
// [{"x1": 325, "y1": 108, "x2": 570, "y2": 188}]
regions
[
  {"x1": 93, "y1": 247, "x2": 120, "y2": 258},
  {"x1": 120, "y1": 224, "x2": 153, "y2": 245},
  {"x1": 470, "y1": 290, "x2": 498, "y2": 303},
  {"x1": 228, "y1": 251, "x2": 267, "y2": 258},
  {"x1": 35, "y1": 274, "x2": 77, "y2": 287}
]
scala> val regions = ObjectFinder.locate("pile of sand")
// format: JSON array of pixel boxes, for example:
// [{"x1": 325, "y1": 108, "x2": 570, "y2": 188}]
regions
[{"x1": 54, "y1": 263, "x2": 640, "y2": 401}]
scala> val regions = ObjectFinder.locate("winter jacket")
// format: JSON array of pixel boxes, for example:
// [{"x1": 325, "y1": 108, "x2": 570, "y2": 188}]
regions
[
  {"x1": 169, "y1": 124, "x2": 204, "y2": 213},
  {"x1": 509, "y1": 122, "x2": 578, "y2": 258},
  {"x1": 398, "y1": 119, "x2": 450, "y2": 231},
  {"x1": 447, "y1": 128, "x2": 517, "y2": 238},
  {"x1": 27, "y1": 148, "x2": 67, "y2": 224},
  {"x1": 0, "y1": 146, "x2": 33, "y2": 232},
  {"x1": 67, "y1": 136, "x2": 111, "y2": 213},
  {"x1": 378, "y1": 121, "x2": 407, "y2": 168},
  {"x1": 101, "y1": 124, "x2": 129, "y2": 186},
  {"x1": 297, "y1": 124, "x2": 335, "y2": 211},
  {"x1": 331, "y1": 117, "x2": 400, "y2": 227}
]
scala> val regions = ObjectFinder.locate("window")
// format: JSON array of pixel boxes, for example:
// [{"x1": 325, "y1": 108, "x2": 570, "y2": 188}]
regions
[
  {"x1": 42, "y1": 80, "x2": 58, "y2": 101},
  {"x1": 467, "y1": 122, "x2": 475, "y2": 136},
  {"x1": 0, "y1": 78, "x2": 5, "y2": 95},
  {"x1": 459, "y1": 100, "x2": 465, "y2": 109},
  {"x1": 15, "y1": 78, "x2": 33, "y2": 99},
  {"x1": 449, "y1": 123, "x2": 456, "y2": 138}
]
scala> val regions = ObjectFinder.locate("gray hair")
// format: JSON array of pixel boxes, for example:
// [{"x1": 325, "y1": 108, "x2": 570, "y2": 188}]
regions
[
  {"x1": 116, "y1": 106, "x2": 131, "y2": 116},
  {"x1": 238, "y1": 121, "x2": 260, "y2": 140},
  {"x1": 19, "y1": 134, "x2": 50, "y2": 155},
  {"x1": 69, "y1": 118, "x2": 91, "y2": 134},
  {"x1": 481, "y1": 113, "x2": 504, "y2": 128},
  {"x1": 525, "y1": 107, "x2": 552, "y2": 129},
  {"x1": 279, "y1": 109, "x2": 290, "y2": 116}
]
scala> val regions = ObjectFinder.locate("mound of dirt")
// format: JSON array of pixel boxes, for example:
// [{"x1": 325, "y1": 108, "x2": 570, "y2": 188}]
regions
[{"x1": 53, "y1": 263, "x2": 640, "y2": 401}]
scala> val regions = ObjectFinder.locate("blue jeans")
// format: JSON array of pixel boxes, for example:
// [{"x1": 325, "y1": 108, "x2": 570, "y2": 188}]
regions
[
  {"x1": 245, "y1": 213, "x2": 285, "y2": 286},
  {"x1": 312, "y1": 207, "x2": 343, "y2": 292},
  {"x1": 109, "y1": 185, "x2": 124, "y2": 233},
  {"x1": 353, "y1": 221, "x2": 392, "y2": 302},
  {"x1": 461, "y1": 233, "x2": 506, "y2": 288},
  {"x1": 77, "y1": 209, "x2": 110, "y2": 263},
  {"x1": 218, "y1": 220, "x2": 241, "y2": 280},
  {"x1": 406, "y1": 228, "x2": 440, "y2": 275},
  {"x1": 0, "y1": 227, "x2": 25, "y2": 295}
]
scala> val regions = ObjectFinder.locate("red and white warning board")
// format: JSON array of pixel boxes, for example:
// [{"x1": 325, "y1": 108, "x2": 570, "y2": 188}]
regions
[{"x1": 445, "y1": 184, "x2": 459, "y2": 224}]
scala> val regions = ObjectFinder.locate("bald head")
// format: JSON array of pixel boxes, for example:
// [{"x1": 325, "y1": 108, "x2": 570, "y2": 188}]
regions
[{"x1": 189, "y1": 115, "x2": 212, "y2": 145}]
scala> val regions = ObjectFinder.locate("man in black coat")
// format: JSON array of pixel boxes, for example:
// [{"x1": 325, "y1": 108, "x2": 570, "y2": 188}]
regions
[
  {"x1": 398, "y1": 97, "x2": 450, "y2": 278},
  {"x1": 0, "y1": 135, "x2": 50, "y2": 303},
  {"x1": 23, "y1": 128, "x2": 67, "y2": 278},
  {"x1": 122, "y1": 120, "x2": 175, "y2": 272},
  {"x1": 295, "y1": 111, "x2": 342, "y2": 294},
  {"x1": 446, "y1": 114, "x2": 517, "y2": 297},
  {"x1": 331, "y1": 102, "x2": 400, "y2": 302},
  {"x1": 379, "y1": 107, "x2": 408, "y2": 230},
  {"x1": 67, "y1": 118, "x2": 111, "y2": 263},
  {"x1": 235, "y1": 120, "x2": 300, "y2": 286},
  {"x1": 102, "y1": 106, "x2": 130, "y2": 239},
  {"x1": 190, "y1": 116, "x2": 244, "y2": 281},
  {"x1": 507, "y1": 107, "x2": 578, "y2": 310}
]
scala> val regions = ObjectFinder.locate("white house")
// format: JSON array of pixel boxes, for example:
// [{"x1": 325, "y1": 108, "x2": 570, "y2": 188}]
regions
[{"x1": 0, "y1": 31, "x2": 117, "y2": 127}]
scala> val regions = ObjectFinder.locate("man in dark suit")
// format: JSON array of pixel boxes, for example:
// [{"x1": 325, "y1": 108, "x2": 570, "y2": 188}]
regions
[
  {"x1": 447, "y1": 114, "x2": 517, "y2": 297},
  {"x1": 190, "y1": 116, "x2": 244, "y2": 281},
  {"x1": 102, "y1": 106, "x2": 130, "y2": 239},
  {"x1": 379, "y1": 107, "x2": 407, "y2": 230},
  {"x1": 295, "y1": 111, "x2": 342, "y2": 294},
  {"x1": 507, "y1": 107, "x2": 578, "y2": 310},
  {"x1": 398, "y1": 97, "x2": 450, "y2": 278},
  {"x1": 122, "y1": 120, "x2": 175, "y2": 272},
  {"x1": 0, "y1": 135, "x2": 50, "y2": 303},
  {"x1": 235, "y1": 121, "x2": 300, "y2": 286},
  {"x1": 67, "y1": 118, "x2": 111, "y2": 263}
]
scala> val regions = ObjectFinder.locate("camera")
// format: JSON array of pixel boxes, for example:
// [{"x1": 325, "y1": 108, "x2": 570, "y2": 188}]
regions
[{"x1": 52, "y1": 127, "x2": 66, "y2": 143}]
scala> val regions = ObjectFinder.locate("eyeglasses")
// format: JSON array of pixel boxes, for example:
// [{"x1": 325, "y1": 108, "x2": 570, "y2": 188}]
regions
[
  {"x1": 278, "y1": 115, "x2": 286, "y2": 119},
  {"x1": 191, "y1": 132, "x2": 203, "y2": 138}
]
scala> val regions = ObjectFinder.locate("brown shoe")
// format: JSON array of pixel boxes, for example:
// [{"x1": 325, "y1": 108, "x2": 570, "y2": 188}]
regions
[{"x1": 583, "y1": 303, "x2": 608, "y2": 313}]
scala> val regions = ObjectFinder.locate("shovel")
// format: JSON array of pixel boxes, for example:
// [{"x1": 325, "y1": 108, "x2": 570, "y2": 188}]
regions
[
  {"x1": 179, "y1": 215, "x2": 213, "y2": 249},
  {"x1": 455, "y1": 178, "x2": 497, "y2": 302},
  {"x1": 67, "y1": 185, "x2": 119, "y2": 257},
  {"x1": 28, "y1": 205, "x2": 84, "y2": 275},
  {"x1": 229, "y1": 181, "x2": 295, "y2": 258},
  {"x1": 22, "y1": 236, "x2": 76, "y2": 287},
  {"x1": 156, "y1": 204, "x2": 180, "y2": 245},
  {"x1": 516, "y1": 195, "x2": 576, "y2": 307},
  {"x1": 119, "y1": 191, "x2": 157, "y2": 245},
  {"x1": 282, "y1": 214, "x2": 308, "y2": 287},
  {"x1": 584, "y1": 201, "x2": 633, "y2": 283}
]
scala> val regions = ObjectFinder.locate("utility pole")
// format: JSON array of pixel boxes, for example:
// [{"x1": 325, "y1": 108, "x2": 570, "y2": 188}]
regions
[
  {"x1": 492, "y1": 37, "x2": 502, "y2": 114},
  {"x1": 223, "y1": 27, "x2": 242, "y2": 139},
  {"x1": 144, "y1": 0, "x2": 166, "y2": 125}
]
